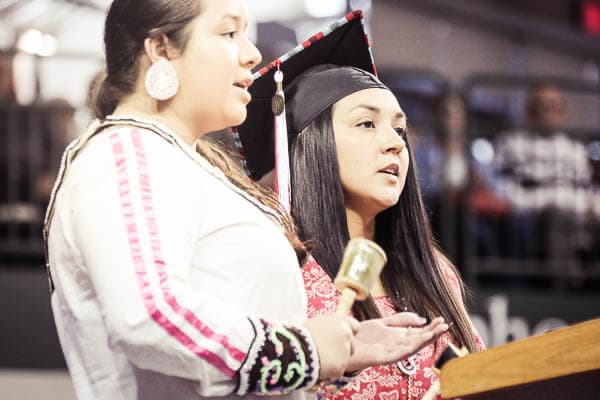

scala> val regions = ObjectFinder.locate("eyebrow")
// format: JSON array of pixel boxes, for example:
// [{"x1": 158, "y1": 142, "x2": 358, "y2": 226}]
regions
[
  {"x1": 350, "y1": 104, "x2": 406, "y2": 120},
  {"x1": 221, "y1": 14, "x2": 248, "y2": 30}
]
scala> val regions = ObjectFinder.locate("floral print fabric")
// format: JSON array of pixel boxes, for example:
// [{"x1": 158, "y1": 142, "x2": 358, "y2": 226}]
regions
[{"x1": 302, "y1": 258, "x2": 485, "y2": 399}]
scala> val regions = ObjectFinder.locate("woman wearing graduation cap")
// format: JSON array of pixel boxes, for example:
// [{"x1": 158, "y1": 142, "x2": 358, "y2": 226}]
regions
[
  {"x1": 43, "y1": 1, "x2": 448, "y2": 399},
  {"x1": 237, "y1": 10, "x2": 485, "y2": 400}
]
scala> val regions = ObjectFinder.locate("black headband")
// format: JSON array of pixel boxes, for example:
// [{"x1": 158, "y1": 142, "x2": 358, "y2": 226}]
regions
[{"x1": 285, "y1": 64, "x2": 390, "y2": 135}]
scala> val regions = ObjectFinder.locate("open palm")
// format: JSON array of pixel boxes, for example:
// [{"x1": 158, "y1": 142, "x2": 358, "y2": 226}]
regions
[{"x1": 347, "y1": 313, "x2": 448, "y2": 372}]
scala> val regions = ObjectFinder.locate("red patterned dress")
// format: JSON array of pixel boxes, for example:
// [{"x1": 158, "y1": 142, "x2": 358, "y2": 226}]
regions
[{"x1": 302, "y1": 257, "x2": 485, "y2": 400}]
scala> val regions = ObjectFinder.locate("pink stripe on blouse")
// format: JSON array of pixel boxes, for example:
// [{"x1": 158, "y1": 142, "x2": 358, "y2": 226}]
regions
[{"x1": 110, "y1": 131, "x2": 239, "y2": 378}]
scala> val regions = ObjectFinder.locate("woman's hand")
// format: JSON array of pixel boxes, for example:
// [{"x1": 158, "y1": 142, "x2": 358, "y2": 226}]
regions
[
  {"x1": 346, "y1": 313, "x2": 449, "y2": 372},
  {"x1": 303, "y1": 315, "x2": 360, "y2": 380}
]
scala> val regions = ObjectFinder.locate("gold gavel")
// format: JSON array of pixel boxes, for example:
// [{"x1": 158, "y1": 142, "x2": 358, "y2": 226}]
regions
[{"x1": 334, "y1": 238, "x2": 387, "y2": 315}]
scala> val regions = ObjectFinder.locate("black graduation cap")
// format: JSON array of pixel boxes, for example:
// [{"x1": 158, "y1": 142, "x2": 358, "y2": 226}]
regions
[
  {"x1": 235, "y1": 10, "x2": 382, "y2": 177},
  {"x1": 233, "y1": 10, "x2": 388, "y2": 209}
]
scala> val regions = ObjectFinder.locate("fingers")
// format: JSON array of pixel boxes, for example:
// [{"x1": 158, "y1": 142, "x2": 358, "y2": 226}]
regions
[
  {"x1": 420, "y1": 317, "x2": 450, "y2": 339},
  {"x1": 382, "y1": 312, "x2": 427, "y2": 327},
  {"x1": 313, "y1": 313, "x2": 452, "y2": 375},
  {"x1": 428, "y1": 317, "x2": 447, "y2": 329},
  {"x1": 430, "y1": 320, "x2": 450, "y2": 338},
  {"x1": 383, "y1": 313, "x2": 450, "y2": 339},
  {"x1": 402, "y1": 317, "x2": 448, "y2": 335},
  {"x1": 403, "y1": 320, "x2": 450, "y2": 351}
]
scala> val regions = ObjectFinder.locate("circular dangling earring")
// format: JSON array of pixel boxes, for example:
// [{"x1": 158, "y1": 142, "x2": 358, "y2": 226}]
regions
[{"x1": 144, "y1": 58, "x2": 179, "y2": 101}]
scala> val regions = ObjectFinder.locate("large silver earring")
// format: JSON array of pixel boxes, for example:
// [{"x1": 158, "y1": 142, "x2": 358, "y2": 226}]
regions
[{"x1": 144, "y1": 58, "x2": 179, "y2": 100}]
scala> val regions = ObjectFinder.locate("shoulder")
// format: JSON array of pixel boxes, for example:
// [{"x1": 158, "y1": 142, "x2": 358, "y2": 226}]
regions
[
  {"x1": 97, "y1": 125, "x2": 224, "y2": 188},
  {"x1": 98, "y1": 124, "x2": 183, "y2": 161},
  {"x1": 435, "y1": 250, "x2": 460, "y2": 287},
  {"x1": 66, "y1": 124, "x2": 205, "y2": 207},
  {"x1": 71, "y1": 124, "x2": 176, "y2": 167},
  {"x1": 433, "y1": 250, "x2": 464, "y2": 301}
]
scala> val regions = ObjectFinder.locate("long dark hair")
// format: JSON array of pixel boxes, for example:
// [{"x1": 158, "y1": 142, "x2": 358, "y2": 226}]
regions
[
  {"x1": 290, "y1": 108, "x2": 477, "y2": 351},
  {"x1": 94, "y1": 0, "x2": 308, "y2": 264}
]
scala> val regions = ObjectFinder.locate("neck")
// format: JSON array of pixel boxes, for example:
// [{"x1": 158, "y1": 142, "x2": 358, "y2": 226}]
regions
[
  {"x1": 345, "y1": 207, "x2": 376, "y2": 241},
  {"x1": 113, "y1": 94, "x2": 204, "y2": 147}
]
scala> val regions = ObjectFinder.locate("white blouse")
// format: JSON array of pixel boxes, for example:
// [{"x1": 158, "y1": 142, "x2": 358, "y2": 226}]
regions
[{"x1": 45, "y1": 116, "x2": 316, "y2": 399}]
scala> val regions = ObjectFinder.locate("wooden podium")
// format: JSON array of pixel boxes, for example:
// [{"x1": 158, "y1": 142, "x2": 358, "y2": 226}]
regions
[{"x1": 439, "y1": 318, "x2": 600, "y2": 399}]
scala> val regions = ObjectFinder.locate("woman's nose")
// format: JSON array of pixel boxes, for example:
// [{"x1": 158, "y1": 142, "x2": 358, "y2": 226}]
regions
[
  {"x1": 241, "y1": 37, "x2": 262, "y2": 69},
  {"x1": 383, "y1": 127, "x2": 406, "y2": 154}
]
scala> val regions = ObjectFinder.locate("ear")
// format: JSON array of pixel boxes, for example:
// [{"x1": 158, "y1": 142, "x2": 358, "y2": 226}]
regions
[{"x1": 144, "y1": 35, "x2": 171, "y2": 63}]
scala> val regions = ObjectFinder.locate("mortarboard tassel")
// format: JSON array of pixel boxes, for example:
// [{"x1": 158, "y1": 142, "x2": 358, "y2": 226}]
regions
[{"x1": 272, "y1": 62, "x2": 291, "y2": 212}]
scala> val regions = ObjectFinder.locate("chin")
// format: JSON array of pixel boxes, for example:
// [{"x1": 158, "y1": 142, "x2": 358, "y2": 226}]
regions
[
  {"x1": 380, "y1": 194, "x2": 402, "y2": 210},
  {"x1": 226, "y1": 108, "x2": 247, "y2": 127}
]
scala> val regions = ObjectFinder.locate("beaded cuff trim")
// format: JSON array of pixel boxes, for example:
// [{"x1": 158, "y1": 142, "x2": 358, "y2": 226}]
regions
[{"x1": 237, "y1": 318, "x2": 319, "y2": 396}]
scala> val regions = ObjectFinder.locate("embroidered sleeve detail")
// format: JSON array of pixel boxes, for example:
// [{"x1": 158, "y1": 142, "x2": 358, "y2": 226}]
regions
[{"x1": 236, "y1": 317, "x2": 319, "y2": 396}]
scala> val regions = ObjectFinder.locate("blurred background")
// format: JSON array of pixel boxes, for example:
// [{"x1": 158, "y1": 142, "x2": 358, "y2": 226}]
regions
[{"x1": 1, "y1": 0, "x2": 599, "y2": 398}]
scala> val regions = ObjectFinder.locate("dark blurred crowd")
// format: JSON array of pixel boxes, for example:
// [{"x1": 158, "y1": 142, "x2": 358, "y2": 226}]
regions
[{"x1": 409, "y1": 80, "x2": 600, "y2": 289}]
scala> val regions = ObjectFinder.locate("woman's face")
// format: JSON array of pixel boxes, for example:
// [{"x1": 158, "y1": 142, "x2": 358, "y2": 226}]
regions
[
  {"x1": 171, "y1": 0, "x2": 261, "y2": 133},
  {"x1": 332, "y1": 88, "x2": 409, "y2": 217}
]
